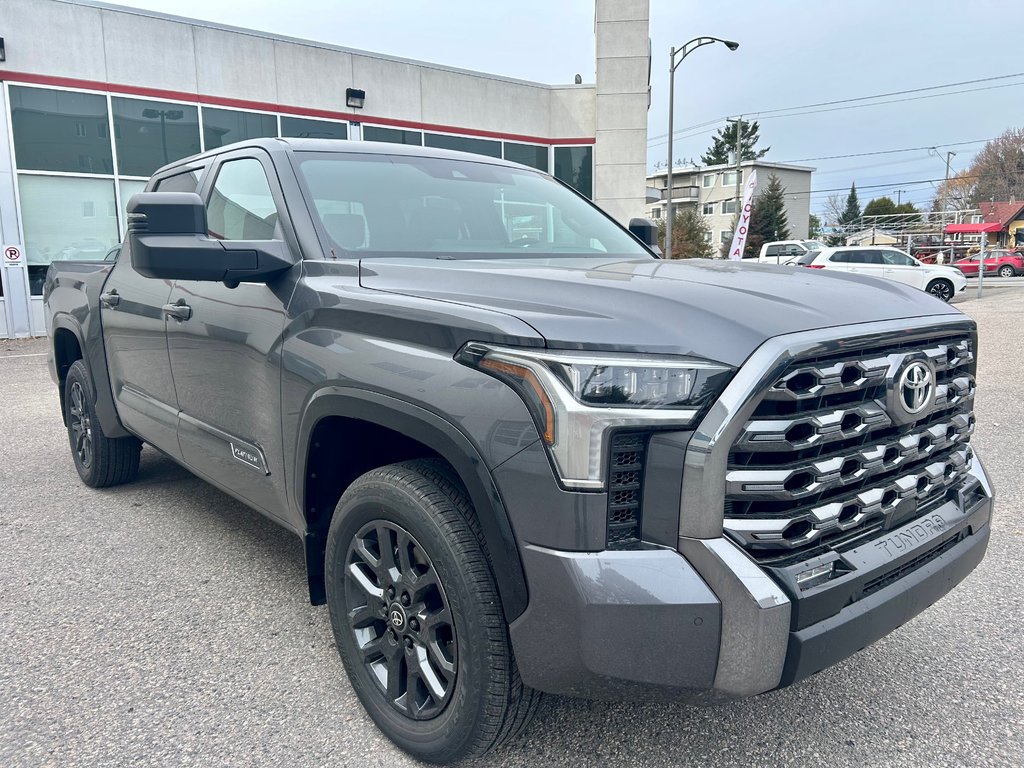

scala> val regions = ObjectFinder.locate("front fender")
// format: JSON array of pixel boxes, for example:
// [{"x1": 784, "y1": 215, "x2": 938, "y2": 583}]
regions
[{"x1": 293, "y1": 386, "x2": 530, "y2": 621}]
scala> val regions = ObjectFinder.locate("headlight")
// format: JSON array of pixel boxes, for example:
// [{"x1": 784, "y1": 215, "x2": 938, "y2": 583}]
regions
[{"x1": 457, "y1": 343, "x2": 734, "y2": 489}]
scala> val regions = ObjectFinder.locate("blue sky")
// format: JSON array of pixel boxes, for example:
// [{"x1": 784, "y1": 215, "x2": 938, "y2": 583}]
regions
[{"x1": 120, "y1": 0, "x2": 1019, "y2": 216}]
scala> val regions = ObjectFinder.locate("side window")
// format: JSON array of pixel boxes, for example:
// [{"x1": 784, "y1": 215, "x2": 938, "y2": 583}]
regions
[
  {"x1": 881, "y1": 250, "x2": 914, "y2": 266},
  {"x1": 829, "y1": 251, "x2": 849, "y2": 263},
  {"x1": 206, "y1": 158, "x2": 281, "y2": 241},
  {"x1": 862, "y1": 250, "x2": 885, "y2": 265},
  {"x1": 154, "y1": 169, "x2": 203, "y2": 193},
  {"x1": 766, "y1": 245, "x2": 781, "y2": 257}
]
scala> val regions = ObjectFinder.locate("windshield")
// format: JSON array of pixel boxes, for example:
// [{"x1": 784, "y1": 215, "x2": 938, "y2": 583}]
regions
[
  {"x1": 802, "y1": 240, "x2": 826, "y2": 250},
  {"x1": 294, "y1": 151, "x2": 652, "y2": 260}
]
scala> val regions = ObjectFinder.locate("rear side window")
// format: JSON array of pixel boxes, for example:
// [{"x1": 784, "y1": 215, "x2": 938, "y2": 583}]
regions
[
  {"x1": 207, "y1": 158, "x2": 281, "y2": 241},
  {"x1": 795, "y1": 251, "x2": 819, "y2": 265},
  {"x1": 766, "y1": 245, "x2": 781, "y2": 257},
  {"x1": 829, "y1": 251, "x2": 850, "y2": 263},
  {"x1": 154, "y1": 169, "x2": 203, "y2": 193}
]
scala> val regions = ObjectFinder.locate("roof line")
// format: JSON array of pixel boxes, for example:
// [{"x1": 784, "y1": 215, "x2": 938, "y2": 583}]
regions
[
  {"x1": 55, "y1": 0, "x2": 594, "y2": 90},
  {"x1": 0, "y1": 69, "x2": 595, "y2": 145}
]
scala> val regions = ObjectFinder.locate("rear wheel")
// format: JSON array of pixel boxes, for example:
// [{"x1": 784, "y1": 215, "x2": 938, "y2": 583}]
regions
[
  {"x1": 325, "y1": 459, "x2": 540, "y2": 763},
  {"x1": 65, "y1": 360, "x2": 141, "y2": 487},
  {"x1": 926, "y1": 279, "x2": 954, "y2": 302},
  {"x1": 998, "y1": 264, "x2": 1016, "y2": 277}
]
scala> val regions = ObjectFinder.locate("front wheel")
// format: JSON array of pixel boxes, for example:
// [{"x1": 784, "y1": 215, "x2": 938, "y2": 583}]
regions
[
  {"x1": 926, "y1": 279, "x2": 954, "y2": 302},
  {"x1": 325, "y1": 460, "x2": 540, "y2": 763},
  {"x1": 998, "y1": 265, "x2": 1016, "y2": 277},
  {"x1": 64, "y1": 360, "x2": 141, "y2": 487}
]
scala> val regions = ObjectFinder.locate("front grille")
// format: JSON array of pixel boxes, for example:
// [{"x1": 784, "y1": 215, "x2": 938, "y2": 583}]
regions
[
  {"x1": 723, "y1": 333, "x2": 976, "y2": 563},
  {"x1": 606, "y1": 432, "x2": 648, "y2": 547},
  {"x1": 861, "y1": 530, "x2": 966, "y2": 596}
]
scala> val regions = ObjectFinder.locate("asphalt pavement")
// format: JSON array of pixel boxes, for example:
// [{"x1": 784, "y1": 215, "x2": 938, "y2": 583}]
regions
[{"x1": 1, "y1": 289, "x2": 1022, "y2": 768}]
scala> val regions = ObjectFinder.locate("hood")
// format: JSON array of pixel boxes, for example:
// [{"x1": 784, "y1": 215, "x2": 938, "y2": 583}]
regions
[{"x1": 358, "y1": 257, "x2": 963, "y2": 367}]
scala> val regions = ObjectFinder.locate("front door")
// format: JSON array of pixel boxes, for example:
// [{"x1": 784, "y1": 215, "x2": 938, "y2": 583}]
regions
[
  {"x1": 878, "y1": 249, "x2": 924, "y2": 289},
  {"x1": 165, "y1": 151, "x2": 299, "y2": 519}
]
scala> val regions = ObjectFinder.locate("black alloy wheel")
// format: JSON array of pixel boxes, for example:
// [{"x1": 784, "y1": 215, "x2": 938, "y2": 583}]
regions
[
  {"x1": 63, "y1": 359, "x2": 141, "y2": 487},
  {"x1": 345, "y1": 520, "x2": 457, "y2": 720},
  {"x1": 68, "y1": 380, "x2": 93, "y2": 470},
  {"x1": 927, "y1": 279, "x2": 954, "y2": 302}
]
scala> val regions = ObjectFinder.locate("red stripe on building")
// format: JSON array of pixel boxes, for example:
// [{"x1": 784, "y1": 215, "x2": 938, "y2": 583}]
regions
[{"x1": 0, "y1": 69, "x2": 595, "y2": 146}]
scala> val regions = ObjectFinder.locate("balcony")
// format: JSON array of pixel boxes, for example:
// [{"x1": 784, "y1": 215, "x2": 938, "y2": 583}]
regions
[{"x1": 661, "y1": 185, "x2": 700, "y2": 202}]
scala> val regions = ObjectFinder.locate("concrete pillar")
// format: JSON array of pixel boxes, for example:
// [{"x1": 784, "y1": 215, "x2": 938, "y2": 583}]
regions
[{"x1": 593, "y1": 0, "x2": 650, "y2": 225}]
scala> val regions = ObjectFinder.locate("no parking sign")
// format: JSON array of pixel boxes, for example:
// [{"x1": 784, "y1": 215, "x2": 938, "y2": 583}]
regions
[{"x1": 3, "y1": 244, "x2": 23, "y2": 266}]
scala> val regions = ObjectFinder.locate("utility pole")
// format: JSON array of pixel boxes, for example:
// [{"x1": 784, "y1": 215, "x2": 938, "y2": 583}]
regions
[{"x1": 942, "y1": 151, "x2": 956, "y2": 262}]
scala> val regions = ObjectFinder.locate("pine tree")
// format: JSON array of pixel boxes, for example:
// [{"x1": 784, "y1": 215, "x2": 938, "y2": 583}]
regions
[
  {"x1": 828, "y1": 183, "x2": 861, "y2": 245},
  {"x1": 657, "y1": 208, "x2": 714, "y2": 259},
  {"x1": 701, "y1": 119, "x2": 770, "y2": 165},
  {"x1": 744, "y1": 174, "x2": 790, "y2": 256}
]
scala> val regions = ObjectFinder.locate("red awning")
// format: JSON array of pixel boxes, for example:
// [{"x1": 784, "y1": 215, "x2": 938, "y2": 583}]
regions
[{"x1": 944, "y1": 222, "x2": 1001, "y2": 234}]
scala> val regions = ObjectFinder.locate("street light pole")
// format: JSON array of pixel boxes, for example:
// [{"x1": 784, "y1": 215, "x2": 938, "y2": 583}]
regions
[{"x1": 665, "y1": 37, "x2": 739, "y2": 259}]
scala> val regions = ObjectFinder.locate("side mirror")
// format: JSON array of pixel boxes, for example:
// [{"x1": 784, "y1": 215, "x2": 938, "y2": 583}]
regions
[
  {"x1": 628, "y1": 217, "x2": 661, "y2": 256},
  {"x1": 127, "y1": 192, "x2": 292, "y2": 286}
]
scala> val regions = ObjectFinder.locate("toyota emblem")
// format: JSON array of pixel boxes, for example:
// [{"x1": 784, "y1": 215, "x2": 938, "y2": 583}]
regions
[{"x1": 898, "y1": 361, "x2": 934, "y2": 416}]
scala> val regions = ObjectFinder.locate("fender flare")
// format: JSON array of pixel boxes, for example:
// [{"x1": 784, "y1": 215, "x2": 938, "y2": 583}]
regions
[
  {"x1": 294, "y1": 386, "x2": 528, "y2": 622},
  {"x1": 50, "y1": 313, "x2": 131, "y2": 438}
]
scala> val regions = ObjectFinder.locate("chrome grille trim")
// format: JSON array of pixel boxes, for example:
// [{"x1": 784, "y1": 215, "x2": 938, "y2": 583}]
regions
[{"x1": 678, "y1": 316, "x2": 977, "y2": 542}]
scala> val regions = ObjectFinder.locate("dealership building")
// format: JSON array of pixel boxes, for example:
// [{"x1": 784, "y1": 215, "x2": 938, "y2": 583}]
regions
[{"x1": 0, "y1": 0, "x2": 652, "y2": 338}]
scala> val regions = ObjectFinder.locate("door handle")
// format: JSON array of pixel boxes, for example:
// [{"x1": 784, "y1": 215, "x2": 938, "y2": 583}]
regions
[
  {"x1": 100, "y1": 290, "x2": 120, "y2": 308},
  {"x1": 162, "y1": 299, "x2": 192, "y2": 322}
]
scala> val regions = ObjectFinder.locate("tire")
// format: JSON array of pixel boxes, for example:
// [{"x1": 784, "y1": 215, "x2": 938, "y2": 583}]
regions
[
  {"x1": 998, "y1": 265, "x2": 1016, "y2": 278},
  {"x1": 64, "y1": 360, "x2": 141, "y2": 488},
  {"x1": 926, "y1": 279, "x2": 954, "y2": 302},
  {"x1": 325, "y1": 459, "x2": 540, "y2": 763}
]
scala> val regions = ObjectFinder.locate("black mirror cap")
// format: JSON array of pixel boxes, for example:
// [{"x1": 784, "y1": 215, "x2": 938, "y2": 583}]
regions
[
  {"x1": 629, "y1": 217, "x2": 661, "y2": 255},
  {"x1": 127, "y1": 192, "x2": 207, "y2": 236}
]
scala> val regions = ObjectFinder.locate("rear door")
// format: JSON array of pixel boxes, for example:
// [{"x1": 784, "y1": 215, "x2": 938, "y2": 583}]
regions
[
  {"x1": 165, "y1": 150, "x2": 300, "y2": 519},
  {"x1": 99, "y1": 165, "x2": 205, "y2": 455}
]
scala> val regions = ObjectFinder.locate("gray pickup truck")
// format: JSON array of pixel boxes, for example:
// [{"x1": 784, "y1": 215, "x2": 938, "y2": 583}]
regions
[{"x1": 44, "y1": 138, "x2": 993, "y2": 763}]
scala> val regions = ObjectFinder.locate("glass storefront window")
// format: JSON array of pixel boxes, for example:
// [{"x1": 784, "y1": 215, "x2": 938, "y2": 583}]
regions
[
  {"x1": 119, "y1": 179, "x2": 148, "y2": 229},
  {"x1": 554, "y1": 146, "x2": 593, "y2": 199},
  {"x1": 424, "y1": 133, "x2": 501, "y2": 159},
  {"x1": 9, "y1": 85, "x2": 114, "y2": 174},
  {"x1": 503, "y1": 142, "x2": 548, "y2": 171},
  {"x1": 112, "y1": 97, "x2": 200, "y2": 177},
  {"x1": 281, "y1": 116, "x2": 347, "y2": 140},
  {"x1": 363, "y1": 126, "x2": 422, "y2": 145},
  {"x1": 18, "y1": 175, "x2": 119, "y2": 295},
  {"x1": 202, "y1": 107, "x2": 277, "y2": 149}
]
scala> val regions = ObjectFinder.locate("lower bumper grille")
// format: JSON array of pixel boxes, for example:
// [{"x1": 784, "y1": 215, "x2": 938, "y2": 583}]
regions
[{"x1": 606, "y1": 432, "x2": 648, "y2": 547}]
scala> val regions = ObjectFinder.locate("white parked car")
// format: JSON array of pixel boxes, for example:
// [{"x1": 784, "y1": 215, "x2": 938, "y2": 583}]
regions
[
  {"x1": 756, "y1": 239, "x2": 827, "y2": 264},
  {"x1": 796, "y1": 246, "x2": 967, "y2": 302}
]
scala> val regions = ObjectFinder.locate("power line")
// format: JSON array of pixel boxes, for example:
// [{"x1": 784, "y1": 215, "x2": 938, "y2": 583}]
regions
[
  {"x1": 774, "y1": 138, "x2": 992, "y2": 164},
  {"x1": 647, "y1": 71, "x2": 1024, "y2": 146}
]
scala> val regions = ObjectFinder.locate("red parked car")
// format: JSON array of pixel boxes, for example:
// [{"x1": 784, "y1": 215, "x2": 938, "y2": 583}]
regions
[{"x1": 952, "y1": 249, "x2": 1024, "y2": 277}]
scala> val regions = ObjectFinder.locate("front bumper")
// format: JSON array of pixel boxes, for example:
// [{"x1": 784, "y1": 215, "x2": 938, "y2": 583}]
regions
[{"x1": 509, "y1": 460, "x2": 992, "y2": 700}]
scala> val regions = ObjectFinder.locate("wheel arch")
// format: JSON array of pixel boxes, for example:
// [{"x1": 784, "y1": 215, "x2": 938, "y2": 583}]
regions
[
  {"x1": 51, "y1": 317, "x2": 86, "y2": 425},
  {"x1": 295, "y1": 387, "x2": 528, "y2": 622}
]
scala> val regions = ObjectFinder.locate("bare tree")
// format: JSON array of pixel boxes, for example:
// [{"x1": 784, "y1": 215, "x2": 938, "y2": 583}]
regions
[{"x1": 821, "y1": 194, "x2": 846, "y2": 225}]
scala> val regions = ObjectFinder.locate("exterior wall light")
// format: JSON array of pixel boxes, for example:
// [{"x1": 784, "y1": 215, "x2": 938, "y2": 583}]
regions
[{"x1": 346, "y1": 88, "x2": 365, "y2": 109}]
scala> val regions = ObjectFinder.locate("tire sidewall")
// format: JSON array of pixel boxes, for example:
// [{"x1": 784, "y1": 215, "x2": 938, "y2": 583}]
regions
[
  {"x1": 325, "y1": 478, "x2": 497, "y2": 762},
  {"x1": 65, "y1": 361, "x2": 99, "y2": 484}
]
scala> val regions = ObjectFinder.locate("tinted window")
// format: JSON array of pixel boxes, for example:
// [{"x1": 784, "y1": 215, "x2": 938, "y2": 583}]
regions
[
  {"x1": 207, "y1": 159, "x2": 281, "y2": 241},
  {"x1": 766, "y1": 245, "x2": 781, "y2": 256},
  {"x1": 795, "y1": 251, "x2": 820, "y2": 265},
  {"x1": 881, "y1": 250, "x2": 914, "y2": 266},
  {"x1": 9, "y1": 85, "x2": 113, "y2": 174},
  {"x1": 363, "y1": 126, "x2": 423, "y2": 145},
  {"x1": 829, "y1": 251, "x2": 850, "y2": 263},
  {"x1": 861, "y1": 250, "x2": 885, "y2": 265},
  {"x1": 281, "y1": 116, "x2": 348, "y2": 140},
  {"x1": 425, "y1": 133, "x2": 501, "y2": 159},
  {"x1": 295, "y1": 152, "x2": 647, "y2": 260},
  {"x1": 154, "y1": 169, "x2": 203, "y2": 193},
  {"x1": 112, "y1": 97, "x2": 201, "y2": 176},
  {"x1": 503, "y1": 142, "x2": 548, "y2": 171},
  {"x1": 554, "y1": 146, "x2": 593, "y2": 199},
  {"x1": 202, "y1": 107, "x2": 277, "y2": 149}
]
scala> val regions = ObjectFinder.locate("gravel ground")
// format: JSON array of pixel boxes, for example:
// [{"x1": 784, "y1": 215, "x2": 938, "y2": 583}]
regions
[{"x1": 1, "y1": 289, "x2": 1022, "y2": 768}]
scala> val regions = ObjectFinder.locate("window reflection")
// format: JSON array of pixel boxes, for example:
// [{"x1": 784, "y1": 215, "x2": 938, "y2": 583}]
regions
[
  {"x1": 18, "y1": 175, "x2": 119, "y2": 295},
  {"x1": 504, "y1": 142, "x2": 548, "y2": 171},
  {"x1": 9, "y1": 85, "x2": 114, "y2": 174},
  {"x1": 202, "y1": 107, "x2": 277, "y2": 149},
  {"x1": 113, "y1": 97, "x2": 200, "y2": 176},
  {"x1": 281, "y1": 116, "x2": 347, "y2": 140},
  {"x1": 554, "y1": 146, "x2": 593, "y2": 199}
]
